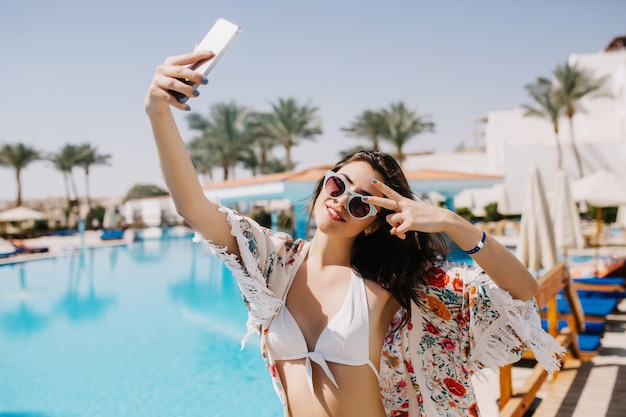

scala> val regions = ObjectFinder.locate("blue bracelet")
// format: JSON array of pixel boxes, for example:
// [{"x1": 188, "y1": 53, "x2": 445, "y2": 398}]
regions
[{"x1": 465, "y1": 231, "x2": 487, "y2": 255}]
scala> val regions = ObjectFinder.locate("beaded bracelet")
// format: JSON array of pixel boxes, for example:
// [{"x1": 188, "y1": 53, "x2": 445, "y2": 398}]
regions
[{"x1": 465, "y1": 231, "x2": 487, "y2": 255}]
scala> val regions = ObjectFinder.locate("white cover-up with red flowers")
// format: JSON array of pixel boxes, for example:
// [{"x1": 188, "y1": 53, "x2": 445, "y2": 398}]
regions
[{"x1": 195, "y1": 205, "x2": 564, "y2": 417}]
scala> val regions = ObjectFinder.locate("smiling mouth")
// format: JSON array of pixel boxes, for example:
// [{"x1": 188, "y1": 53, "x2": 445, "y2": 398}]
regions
[{"x1": 326, "y1": 204, "x2": 345, "y2": 221}]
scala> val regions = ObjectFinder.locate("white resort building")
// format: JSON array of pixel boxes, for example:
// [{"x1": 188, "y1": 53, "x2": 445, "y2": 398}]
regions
[{"x1": 404, "y1": 35, "x2": 626, "y2": 216}]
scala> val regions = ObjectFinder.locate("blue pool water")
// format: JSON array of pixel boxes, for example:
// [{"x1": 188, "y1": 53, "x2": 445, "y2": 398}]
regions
[{"x1": 0, "y1": 238, "x2": 282, "y2": 416}]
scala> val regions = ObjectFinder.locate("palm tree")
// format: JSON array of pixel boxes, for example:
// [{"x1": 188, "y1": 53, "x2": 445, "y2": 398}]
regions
[
  {"x1": 379, "y1": 102, "x2": 435, "y2": 166},
  {"x1": 0, "y1": 143, "x2": 41, "y2": 207},
  {"x1": 187, "y1": 101, "x2": 254, "y2": 181},
  {"x1": 553, "y1": 61, "x2": 610, "y2": 178},
  {"x1": 76, "y1": 143, "x2": 112, "y2": 210},
  {"x1": 341, "y1": 110, "x2": 385, "y2": 151},
  {"x1": 522, "y1": 77, "x2": 565, "y2": 169},
  {"x1": 263, "y1": 98, "x2": 323, "y2": 171},
  {"x1": 48, "y1": 144, "x2": 84, "y2": 210},
  {"x1": 246, "y1": 112, "x2": 281, "y2": 175}
]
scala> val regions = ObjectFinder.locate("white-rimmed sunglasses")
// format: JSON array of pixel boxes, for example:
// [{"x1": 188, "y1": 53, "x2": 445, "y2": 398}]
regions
[{"x1": 323, "y1": 170, "x2": 378, "y2": 220}]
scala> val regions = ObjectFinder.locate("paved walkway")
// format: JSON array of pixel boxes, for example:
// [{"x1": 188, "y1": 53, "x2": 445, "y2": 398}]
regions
[{"x1": 532, "y1": 299, "x2": 626, "y2": 417}]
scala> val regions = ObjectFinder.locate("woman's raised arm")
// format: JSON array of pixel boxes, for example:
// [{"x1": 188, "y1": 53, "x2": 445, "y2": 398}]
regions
[
  {"x1": 144, "y1": 51, "x2": 239, "y2": 258},
  {"x1": 366, "y1": 180, "x2": 538, "y2": 301}
]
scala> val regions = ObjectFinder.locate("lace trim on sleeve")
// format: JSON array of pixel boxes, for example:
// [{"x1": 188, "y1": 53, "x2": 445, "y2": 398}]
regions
[
  {"x1": 469, "y1": 271, "x2": 566, "y2": 374},
  {"x1": 192, "y1": 205, "x2": 283, "y2": 347}
]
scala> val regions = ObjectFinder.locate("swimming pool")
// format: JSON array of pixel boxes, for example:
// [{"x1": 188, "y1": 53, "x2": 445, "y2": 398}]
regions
[{"x1": 0, "y1": 238, "x2": 282, "y2": 416}]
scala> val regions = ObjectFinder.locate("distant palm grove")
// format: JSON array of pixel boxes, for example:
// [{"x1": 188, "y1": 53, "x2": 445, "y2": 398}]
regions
[
  {"x1": 0, "y1": 143, "x2": 111, "y2": 209},
  {"x1": 0, "y1": 58, "x2": 607, "y2": 210},
  {"x1": 0, "y1": 98, "x2": 434, "y2": 210},
  {"x1": 185, "y1": 98, "x2": 434, "y2": 181}
]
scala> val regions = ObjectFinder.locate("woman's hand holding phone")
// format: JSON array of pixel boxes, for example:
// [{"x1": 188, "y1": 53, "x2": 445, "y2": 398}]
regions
[
  {"x1": 167, "y1": 18, "x2": 241, "y2": 104},
  {"x1": 145, "y1": 51, "x2": 214, "y2": 114},
  {"x1": 145, "y1": 18, "x2": 241, "y2": 111}
]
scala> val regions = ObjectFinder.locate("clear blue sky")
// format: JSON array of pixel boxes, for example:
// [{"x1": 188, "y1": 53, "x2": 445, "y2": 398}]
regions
[{"x1": 1, "y1": 0, "x2": 624, "y2": 203}]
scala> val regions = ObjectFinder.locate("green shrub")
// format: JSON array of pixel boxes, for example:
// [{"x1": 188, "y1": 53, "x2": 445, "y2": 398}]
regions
[
  {"x1": 484, "y1": 202, "x2": 503, "y2": 222},
  {"x1": 251, "y1": 209, "x2": 272, "y2": 229},
  {"x1": 455, "y1": 207, "x2": 476, "y2": 221}
]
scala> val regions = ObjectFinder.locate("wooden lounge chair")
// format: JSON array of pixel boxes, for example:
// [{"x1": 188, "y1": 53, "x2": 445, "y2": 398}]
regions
[{"x1": 498, "y1": 262, "x2": 596, "y2": 417}]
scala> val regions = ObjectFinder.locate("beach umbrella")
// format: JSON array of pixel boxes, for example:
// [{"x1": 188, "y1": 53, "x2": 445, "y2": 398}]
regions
[
  {"x1": 550, "y1": 170, "x2": 585, "y2": 255},
  {"x1": 516, "y1": 165, "x2": 557, "y2": 275},
  {"x1": 571, "y1": 167, "x2": 626, "y2": 207},
  {"x1": 571, "y1": 167, "x2": 626, "y2": 246},
  {"x1": 0, "y1": 206, "x2": 45, "y2": 222}
]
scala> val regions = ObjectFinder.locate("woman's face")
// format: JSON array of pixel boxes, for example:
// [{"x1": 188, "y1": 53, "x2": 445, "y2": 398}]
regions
[{"x1": 313, "y1": 161, "x2": 385, "y2": 239}]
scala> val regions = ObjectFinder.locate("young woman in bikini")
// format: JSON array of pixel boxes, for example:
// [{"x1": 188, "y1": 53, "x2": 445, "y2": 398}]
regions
[{"x1": 145, "y1": 50, "x2": 562, "y2": 417}]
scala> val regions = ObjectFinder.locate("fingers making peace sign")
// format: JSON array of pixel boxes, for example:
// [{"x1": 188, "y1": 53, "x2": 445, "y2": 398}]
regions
[{"x1": 364, "y1": 178, "x2": 451, "y2": 239}]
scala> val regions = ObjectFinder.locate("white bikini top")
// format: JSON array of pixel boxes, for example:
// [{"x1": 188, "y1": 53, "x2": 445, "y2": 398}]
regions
[{"x1": 266, "y1": 271, "x2": 379, "y2": 394}]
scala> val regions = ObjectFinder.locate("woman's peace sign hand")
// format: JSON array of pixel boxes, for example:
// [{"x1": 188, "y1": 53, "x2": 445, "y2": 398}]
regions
[{"x1": 364, "y1": 179, "x2": 452, "y2": 239}]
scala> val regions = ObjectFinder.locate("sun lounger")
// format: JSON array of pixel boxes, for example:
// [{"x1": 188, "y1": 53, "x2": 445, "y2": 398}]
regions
[
  {"x1": 9, "y1": 239, "x2": 49, "y2": 254},
  {"x1": 100, "y1": 229, "x2": 125, "y2": 240},
  {"x1": 569, "y1": 256, "x2": 626, "y2": 279},
  {"x1": 47, "y1": 229, "x2": 77, "y2": 236},
  {"x1": 0, "y1": 239, "x2": 18, "y2": 258},
  {"x1": 0, "y1": 250, "x2": 17, "y2": 259},
  {"x1": 541, "y1": 318, "x2": 606, "y2": 335},
  {"x1": 556, "y1": 294, "x2": 618, "y2": 320},
  {"x1": 499, "y1": 263, "x2": 588, "y2": 417},
  {"x1": 577, "y1": 291, "x2": 626, "y2": 302},
  {"x1": 541, "y1": 319, "x2": 604, "y2": 351},
  {"x1": 574, "y1": 276, "x2": 625, "y2": 285},
  {"x1": 573, "y1": 276, "x2": 626, "y2": 293}
]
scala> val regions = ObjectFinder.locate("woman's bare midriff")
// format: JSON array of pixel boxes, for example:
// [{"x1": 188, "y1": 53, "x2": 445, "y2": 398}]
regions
[{"x1": 277, "y1": 360, "x2": 386, "y2": 417}]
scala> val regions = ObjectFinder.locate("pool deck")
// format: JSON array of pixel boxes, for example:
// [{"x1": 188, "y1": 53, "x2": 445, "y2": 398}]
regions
[
  {"x1": 2, "y1": 232, "x2": 626, "y2": 416},
  {"x1": 0, "y1": 230, "x2": 133, "y2": 266},
  {"x1": 473, "y1": 297, "x2": 626, "y2": 416}
]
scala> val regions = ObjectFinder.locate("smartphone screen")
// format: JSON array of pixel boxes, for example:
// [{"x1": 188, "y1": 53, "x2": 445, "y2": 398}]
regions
[{"x1": 169, "y1": 18, "x2": 241, "y2": 103}]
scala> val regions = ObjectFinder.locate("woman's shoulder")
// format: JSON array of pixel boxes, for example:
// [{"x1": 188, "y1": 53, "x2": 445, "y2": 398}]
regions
[
  {"x1": 422, "y1": 258, "x2": 478, "y2": 286},
  {"x1": 414, "y1": 259, "x2": 482, "y2": 306}
]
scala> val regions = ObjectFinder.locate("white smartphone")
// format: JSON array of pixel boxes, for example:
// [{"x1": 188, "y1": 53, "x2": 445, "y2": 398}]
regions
[{"x1": 169, "y1": 18, "x2": 242, "y2": 103}]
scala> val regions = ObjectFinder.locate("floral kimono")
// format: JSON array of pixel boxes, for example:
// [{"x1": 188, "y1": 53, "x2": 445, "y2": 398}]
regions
[{"x1": 195, "y1": 206, "x2": 564, "y2": 417}]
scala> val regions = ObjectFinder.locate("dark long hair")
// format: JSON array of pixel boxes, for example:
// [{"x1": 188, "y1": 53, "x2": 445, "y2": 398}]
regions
[{"x1": 309, "y1": 150, "x2": 448, "y2": 325}]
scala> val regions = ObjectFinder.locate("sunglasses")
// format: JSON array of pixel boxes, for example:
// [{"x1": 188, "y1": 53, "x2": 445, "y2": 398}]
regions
[{"x1": 323, "y1": 170, "x2": 378, "y2": 220}]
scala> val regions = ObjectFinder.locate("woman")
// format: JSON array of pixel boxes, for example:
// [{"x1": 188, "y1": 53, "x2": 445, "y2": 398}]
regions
[{"x1": 145, "y1": 50, "x2": 563, "y2": 417}]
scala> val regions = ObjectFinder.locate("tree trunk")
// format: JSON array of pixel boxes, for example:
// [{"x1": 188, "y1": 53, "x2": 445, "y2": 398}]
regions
[
  {"x1": 63, "y1": 172, "x2": 72, "y2": 209},
  {"x1": 553, "y1": 125, "x2": 563, "y2": 170},
  {"x1": 396, "y1": 144, "x2": 405, "y2": 168},
  {"x1": 84, "y1": 168, "x2": 92, "y2": 210},
  {"x1": 15, "y1": 168, "x2": 22, "y2": 207},
  {"x1": 285, "y1": 138, "x2": 292, "y2": 172},
  {"x1": 568, "y1": 114, "x2": 584, "y2": 178},
  {"x1": 260, "y1": 150, "x2": 268, "y2": 174},
  {"x1": 69, "y1": 170, "x2": 80, "y2": 204}
]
